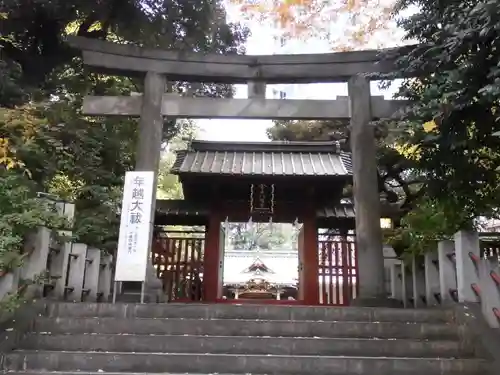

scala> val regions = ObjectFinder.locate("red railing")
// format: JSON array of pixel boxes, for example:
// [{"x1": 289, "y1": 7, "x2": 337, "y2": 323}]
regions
[
  {"x1": 317, "y1": 236, "x2": 358, "y2": 306},
  {"x1": 152, "y1": 231, "x2": 205, "y2": 302}
]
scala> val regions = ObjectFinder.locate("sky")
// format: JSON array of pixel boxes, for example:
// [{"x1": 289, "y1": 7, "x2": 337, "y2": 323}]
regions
[{"x1": 196, "y1": 3, "x2": 404, "y2": 142}]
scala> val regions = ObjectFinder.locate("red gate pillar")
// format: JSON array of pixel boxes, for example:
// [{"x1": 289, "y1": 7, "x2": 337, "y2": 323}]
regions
[
  {"x1": 303, "y1": 213, "x2": 319, "y2": 305},
  {"x1": 204, "y1": 212, "x2": 220, "y2": 302}
]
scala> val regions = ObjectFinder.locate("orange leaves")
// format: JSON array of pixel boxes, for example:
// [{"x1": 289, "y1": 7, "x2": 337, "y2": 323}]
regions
[
  {"x1": 346, "y1": 0, "x2": 362, "y2": 11},
  {"x1": 232, "y1": 0, "x2": 316, "y2": 28},
  {"x1": 0, "y1": 106, "x2": 42, "y2": 174},
  {"x1": 230, "y1": 0, "x2": 399, "y2": 50}
]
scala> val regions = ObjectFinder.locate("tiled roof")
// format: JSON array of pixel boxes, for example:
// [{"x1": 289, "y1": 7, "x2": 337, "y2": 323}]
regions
[
  {"x1": 172, "y1": 140, "x2": 352, "y2": 177},
  {"x1": 340, "y1": 152, "x2": 352, "y2": 173}
]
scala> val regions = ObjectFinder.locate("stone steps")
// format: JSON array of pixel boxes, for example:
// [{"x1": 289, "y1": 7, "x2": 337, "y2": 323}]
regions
[
  {"x1": 45, "y1": 302, "x2": 453, "y2": 322},
  {"x1": 33, "y1": 316, "x2": 460, "y2": 339},
  {"x1": 6, "y1": 374, "x2": 248, "y2": 375},
  {"x1": 1, "y1": 302, "x2": 489, "y2": 375},
  {"x1": 4, "y1": 351, "x2": 488, "y2": 375},
  {"x1": 20, "y1": 333, "x2": 471, "y2": 358}
]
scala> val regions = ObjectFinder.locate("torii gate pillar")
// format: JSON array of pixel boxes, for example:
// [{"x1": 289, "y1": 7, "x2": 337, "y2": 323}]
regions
[
  {"x1": 134, "y1": 71, "x2": 165, "y2": 301},
  {"x1": 348, "y1": 75, "x2": 388, "y2": 306}
]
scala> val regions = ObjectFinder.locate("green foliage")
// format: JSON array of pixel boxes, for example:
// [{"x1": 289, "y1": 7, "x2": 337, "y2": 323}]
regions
[
  {"x1": 0, "y1": 0, "x2": 249, "y2": 314},
  {"x1": 157, "y1": 122, "x2": 197, "y2": 200},
  {"x1": 0, "y1": 272, "x2": 49, "y2": 314},
  {"x1": 267, "y1": 119, "x2": 348, "y2": 142},
  {"x1": 0, "y1": 170, "x2": 68, "y2": 273},
  {"x1": 385, "y1": 195, "x2": 473, "y2": 257},
  {"x1": 0, "y1": 0, "x2": 248, "y2": 258},
  {"x1": 267, "y1": 118, "x2": 422, "y2": 210},
  {"x1": 383, "y1": 0, "x2": 500, "y2": 222},
  {"x1": 0, "y1": 59, "x2": 27, "y2": 107},
  {"x1": 0, "y1": 94, "x2": 138, "y2": 252},
  {"x1": 270, "y1": 1, "x2": 500, "y2": 254},
  {"x1": 0, "y1": 0, "x2": 249, "y2": 101}
]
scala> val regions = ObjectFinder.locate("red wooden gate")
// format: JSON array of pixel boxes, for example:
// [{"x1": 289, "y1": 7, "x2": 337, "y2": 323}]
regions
[
  {"x1": 317, "y1": 234, "x2": 358, "y2": 305},
  {"x1": 152, "y1": 230, "x2": 205, "y2": 302}
]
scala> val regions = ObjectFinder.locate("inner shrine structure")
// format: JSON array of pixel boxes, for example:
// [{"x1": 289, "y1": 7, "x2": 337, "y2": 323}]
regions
[{"x1": 154, "y1": 140, "x2": 357, "y2": 305}]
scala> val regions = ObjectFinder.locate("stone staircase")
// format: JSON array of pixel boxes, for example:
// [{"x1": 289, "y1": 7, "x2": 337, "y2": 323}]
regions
[{"x1": 2, "y1": 302, "x2": 491, "y2": 375}]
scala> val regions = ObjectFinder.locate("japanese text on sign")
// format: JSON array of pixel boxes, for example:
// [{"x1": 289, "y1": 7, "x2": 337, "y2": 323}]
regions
[{"x1": 115, "y1": 171, "x2": 155, "y2": 282}]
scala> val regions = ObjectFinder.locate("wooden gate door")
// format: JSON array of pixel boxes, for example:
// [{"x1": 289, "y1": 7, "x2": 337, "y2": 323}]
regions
[
  {"x1": 152, "y1": 231, "x2": 205, "y2": 302},
  {"x1": 317, "y1": 234, "x2": 358, "y2": 305}
]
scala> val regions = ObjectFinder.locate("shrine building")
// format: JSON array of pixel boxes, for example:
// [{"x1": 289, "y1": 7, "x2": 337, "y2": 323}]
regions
[
  {"x1": 222, "y1": 248, "x2": 300, "y2": 302},
  {"x1": 152, "y1": 139, "x2": 360, "y2": 306}
]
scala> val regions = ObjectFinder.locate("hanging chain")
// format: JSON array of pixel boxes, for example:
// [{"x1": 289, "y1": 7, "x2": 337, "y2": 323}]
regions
[
  {"x1": 270, "y1": 184, "x2": 275, "y2": 213},
  {"x1": 249, "y1": 184, "x2": 254, "y2": 213},
  {"x1": 259, "y1": 184, "x2": 266, "y2": 208}
]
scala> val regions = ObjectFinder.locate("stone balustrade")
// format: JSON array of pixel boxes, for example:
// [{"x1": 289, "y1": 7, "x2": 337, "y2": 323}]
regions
[
  {"x1": 0, "y1": 201, "x2": 114, "y2": 307},
  {"x1": 386, "y1": 230, "x2": 500, "y2": 328}
]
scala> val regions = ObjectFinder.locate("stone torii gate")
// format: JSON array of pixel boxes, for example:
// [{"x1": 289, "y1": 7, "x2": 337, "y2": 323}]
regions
[{"x1": 68, "y1": 36, "x2": 406, "y2": 306}]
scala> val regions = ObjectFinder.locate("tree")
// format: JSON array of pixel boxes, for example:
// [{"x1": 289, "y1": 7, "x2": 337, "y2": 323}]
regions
[
  {"x1": 157, "y1": 121, "x2": 197, "y2": 200},
  {"x1": 229, "y1": 0, "x2": 400, "y2": 49},
  {"x1": 0, "y1": 0, "x2": 249, "y2": 254},
  {"x1": 267, "y1": 119, "x2": 348, "y2": 142},
  {"x1": 0, "y1": 0, "x2": 249, "y2": 98},
  {"x1": 384, "y1": 195, "x2": 473, "y2": 257},
  {"x1": 267, "y1": 119, "x2": 472, "y2": 256},
  {"x1": 379, "y1": 0, "x2": 500, "y2": 223},
  {"x1": 267, "y1": 119, "x2": 422, "y2": 215},
  {"x1": 227, "y1": 222, "x2": 295, "y2": 250},
  {"x1": 266, "y1": 0, "x2": 500, "y2": 253}
]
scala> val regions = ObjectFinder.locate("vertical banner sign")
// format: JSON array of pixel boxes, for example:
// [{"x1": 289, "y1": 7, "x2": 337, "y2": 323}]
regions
[{"x1": 115, "y1": 171, "x2": 155, "y2": 282}]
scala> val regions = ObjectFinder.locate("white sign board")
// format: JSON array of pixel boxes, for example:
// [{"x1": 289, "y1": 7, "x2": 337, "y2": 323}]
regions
[{"x1": 115, "y1": 171, "x2": 155, "y2": 282}]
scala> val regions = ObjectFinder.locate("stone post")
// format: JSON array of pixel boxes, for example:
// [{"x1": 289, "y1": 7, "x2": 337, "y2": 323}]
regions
[
  {"x1": 348, "y1": 75, "x2": 386, "y2": 305},
  {"x1": 49, "y1": 242, "x2": 72, "y2": 299},
  {"x1": 0, "y1": 271, "x2": 19, "y2": 302},
  {"x1": 98, "y1": 254, "x2": 113, "y2": 302},
  {"x1": 83, "y1": 247, "x2": 101, "y2": 301},
  {"x1": 437, "y1": 240, "x2": 457, "y2": 303},
  {"x1": 454, "y1": 230, "x2": 480, "y2": 303},
  {"x1": 20, "y1": 227, "x2": 52, "y2": 298},
  {"x1": 401, "y1": 260, "x2": 408, "y2": 307},
  {"x1": 400, "y1": 260, "x2": 415, "y2": 308},
  {"x1": 477, "y1": 257, "x2": 500, "y2": 328},
  {"x1": 388, "y1": 261, "x2": 403, "y2": 301},
  {"x1": 49, "y1": 201, "x2": 75, "y2": 299},
  {"x1": 411, "y1": 256, "x2": 426, "y2": 307},
  {"x1": 66, "y1": 243, "x2": 87, "y2": 302},
  {"x1": 133, "y1": 71, "x2": 166, "y2": 302},
  {"x1": 424, "y1": 251, "x2": 440, "y2": 306}
]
